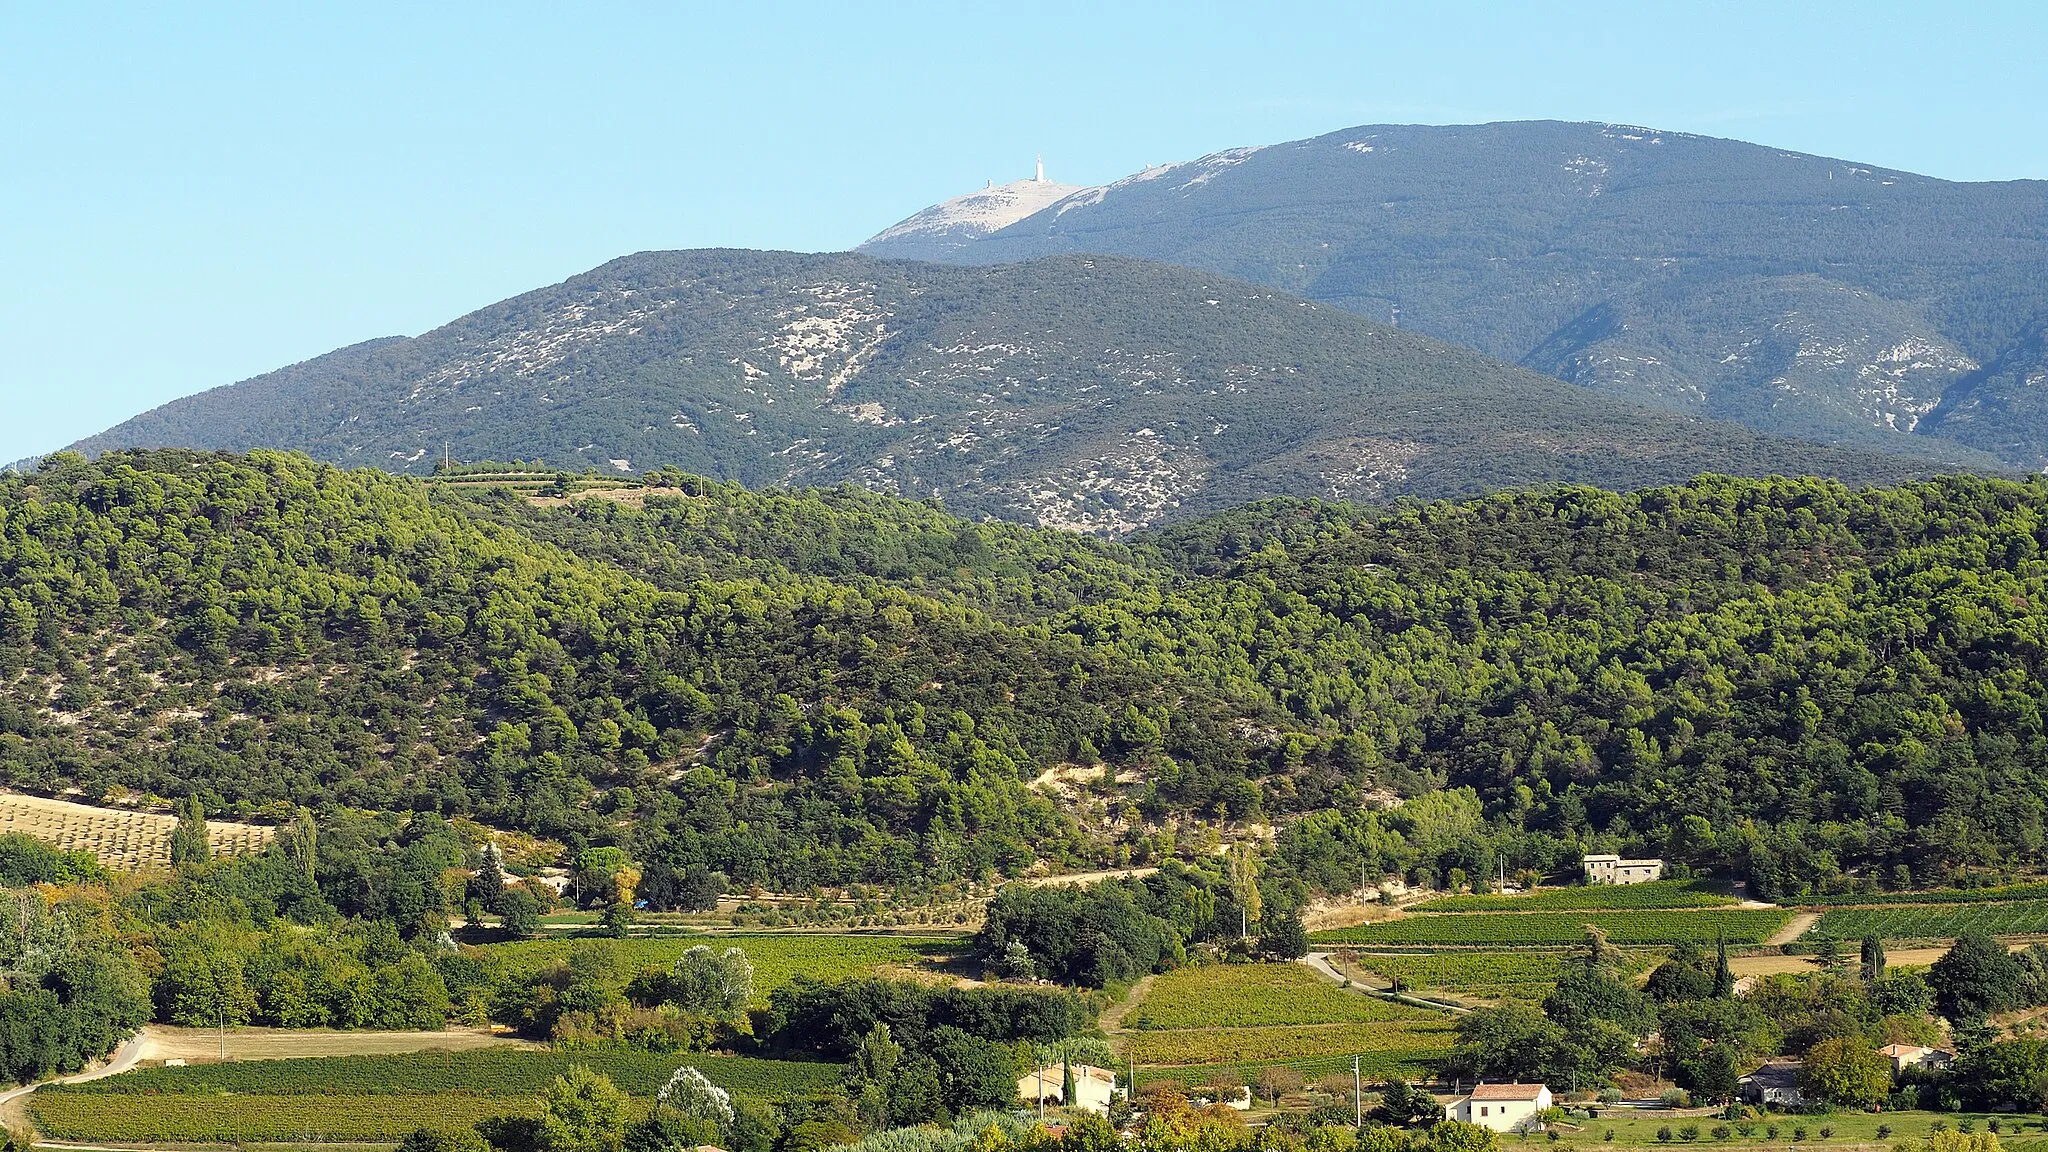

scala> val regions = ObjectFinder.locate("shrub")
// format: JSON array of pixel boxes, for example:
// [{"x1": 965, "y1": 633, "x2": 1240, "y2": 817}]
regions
[
  {"x1": 1657, "y1": 1128, "x2": 1673, "y2": 1143},
  {"x1": 1876, "y1": 1127, "x2": 1892, "y2": 1140},
  {"x1": 1765, "y1": 1126, "x2": 1779, "y2": 1140},
  {"x1": 1711, "y1": 1127, "x2": 1731, "y2": 1141},
  {"x1": 1678, "y1": 1125, "x2": 1700, "y2": 1141},
  {"x1": 1598, "y1": 1089, "x2": 1623, "y2": 1105},
  {"x1": 1791, "y1": 1128, "x2": 1807, "y2": 1142},
  {"x1": 1660, "y1": 1089, "x2": 1690, "y2": 1108},
  {"x1": 1818, "y1": 1127, "x2": 1832, "y2": 1139}
]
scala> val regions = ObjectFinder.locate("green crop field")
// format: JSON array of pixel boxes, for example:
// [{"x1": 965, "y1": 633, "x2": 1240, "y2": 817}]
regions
[
  {"x1": 1799, "y1": 883, "x2": 2048, "y2": 907},
  {"x1": 1348, "y1": 950, "x2": 1658, "y2": 999},
  {"x1": 1312, "y1": 909, "x2": 1787, "y2": 948},
  {"x1": 1412, "y1": 881, "x2": 1734, "y2": 913},
  {"x1": 38, "y1": 1049, "x2": 843, "y2": 1144},
  {"x1": 1812, "y1": 901, "x2": 2048, "y2": 941},
  {"x1": 1118, "y1": 1019, "x2": 1455, "y2": 1068},
  {"x1": 1125, "y1": 963, "x2": 1438, "y2": 1029},
  {"x1": 32, "y1": 1092, "x2": 546, "y2": 1143},
  {"x1": 482, "y1": 933, "x2": 964, "y2": 1000},
  {"x1": 55, "y1": 1048, "x2": 841, "y2": 1101},
  {"x1": 1135, "y1": 1046, "x2": 1445, "y2": 1090}
]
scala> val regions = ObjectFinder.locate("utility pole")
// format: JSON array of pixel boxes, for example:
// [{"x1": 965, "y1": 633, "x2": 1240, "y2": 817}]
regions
[{"x1": 1354, "y1": 1056, "x2": 1362, "y2": 1127}]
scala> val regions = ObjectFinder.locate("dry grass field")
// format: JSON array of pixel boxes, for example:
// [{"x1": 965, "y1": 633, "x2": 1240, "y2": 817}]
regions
[{"x1": 0, "y1": 791, "x2": 272, "y2": 870}]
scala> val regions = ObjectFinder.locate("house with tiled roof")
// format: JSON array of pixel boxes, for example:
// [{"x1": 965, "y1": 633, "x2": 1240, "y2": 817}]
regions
[{"x1": 1442, "y1": 1082, "x2": 1552, "y2": 1132}]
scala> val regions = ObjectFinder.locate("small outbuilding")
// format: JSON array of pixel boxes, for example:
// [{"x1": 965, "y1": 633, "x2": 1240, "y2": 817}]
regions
[
  {"x1": 1442, "y1": 1083, "x2": 1553, "y2": 1132},
  {"x1": 1018, "y1": 1064, "x2": 1119, "y2": 1114}
]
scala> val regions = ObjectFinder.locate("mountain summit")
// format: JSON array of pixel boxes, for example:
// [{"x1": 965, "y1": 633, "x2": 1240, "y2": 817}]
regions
[
  {"x1": 868, "y1": 121, "x2": 2048, "y2": 469},
  {"x1": 859, "y1": 159, "x2": 1093, "y2": 261}
]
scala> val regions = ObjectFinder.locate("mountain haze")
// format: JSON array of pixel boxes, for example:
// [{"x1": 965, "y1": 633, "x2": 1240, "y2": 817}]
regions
[
  {"x1": 864, "y1": 120, "x2": 2048, "y2": 468},
  {"x1": 68, "y1": 250, "x2": 1956, "y2": 534}
]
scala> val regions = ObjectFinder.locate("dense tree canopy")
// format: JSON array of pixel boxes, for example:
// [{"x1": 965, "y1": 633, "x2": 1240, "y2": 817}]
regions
[{"x1": 9, "y1": 451, "x2": 2048, "y2": 896}]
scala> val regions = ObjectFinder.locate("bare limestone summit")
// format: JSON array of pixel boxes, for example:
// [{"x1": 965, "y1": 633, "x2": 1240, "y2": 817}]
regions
[{"x1": 859, "y1": 157, "x2": 1094, "y2": 261}]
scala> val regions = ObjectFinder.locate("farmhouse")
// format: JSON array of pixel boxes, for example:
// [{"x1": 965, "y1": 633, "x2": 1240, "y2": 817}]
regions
[
  {"x1": 1442, "y1": 1082, "x2": 1552, "y2": 1132},
  {"x1": 1016, "y1": 1063, "x2": 1118, "y2": 1113},
  {"x1": 1582, "y1": 854, "x2": 1664, "y2": 885},
  {"x1": 1878, "y1": 1044, "x2": 1953, "y2": 1076},
  {"x1": 1740, "y1": 1061, "x2": 1806, "y2": 1108}
]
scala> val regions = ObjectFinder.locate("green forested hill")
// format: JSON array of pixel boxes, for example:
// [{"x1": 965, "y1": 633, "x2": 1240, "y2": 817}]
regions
[
  {"x1": 7, "y1": 450, "x2": 2048, "y2": 897},
  {"x1": 878, "y1": 120, "x2": 2048, "y2": 469},
  {"x1": 63, "y1": 250, "x2": 1969, "y2": 534}
]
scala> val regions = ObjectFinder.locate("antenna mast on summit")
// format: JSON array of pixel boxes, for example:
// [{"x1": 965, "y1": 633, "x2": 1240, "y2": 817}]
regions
[{"x1": 1036, "y1": 154, "x2": 1044, "y2": 182}]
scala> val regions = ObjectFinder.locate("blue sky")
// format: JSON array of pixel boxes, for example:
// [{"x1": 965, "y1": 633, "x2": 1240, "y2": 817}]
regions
[{"x1": 3, "y1": 1, "x2": 2045, "y2": 463}]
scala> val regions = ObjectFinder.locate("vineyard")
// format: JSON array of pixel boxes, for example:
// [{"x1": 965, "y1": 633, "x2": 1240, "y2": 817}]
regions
[
  {"x1": 1411, "y1": 881, "x2": 1735, "y2": 913},
  {"x1": 1310, "y1": 908, "x2": 1789, "y2": 947},
  {"x1": 1811, "y1": 901, "x2": 2048, "y2": 942},
  {"x1": 55, "y1": 1048, "x2": 841, "y2": 1100},
  {"x1": 1124, "y1": 964, "x2": 1434, "y2": 1030},
  {"x1": 482, "y1": 933, "x2": 963, "y2": 1001},
  {"x1": 1346, "y1": 949, "x2": 1659, "y2": 999},
  {"x1": 0, "y1": 790, "x2": 270, "y2": 871},
  {"x1": 1117, "y1": 1019, "x2": 1455, "y2": 1068},
  {"x1": 1797, "y1": 882, "x2": 2048, "y2": 907},
  {"x1": 32, "y1": 1092, "x2": 546, "y2": 1143}
]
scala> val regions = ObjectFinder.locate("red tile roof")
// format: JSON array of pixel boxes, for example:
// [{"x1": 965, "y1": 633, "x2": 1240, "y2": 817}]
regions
[{"x1": 1471, "y1": 1083, "x2": 1548, "y2": 1101}]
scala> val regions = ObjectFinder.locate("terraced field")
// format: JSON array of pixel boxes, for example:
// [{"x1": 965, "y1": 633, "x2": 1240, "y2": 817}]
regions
[
  {"x1": 1412, "y1": 880, "x2": 1734, "y2": 912},
  {"x1": 0, "y1": 790, "x2": 271, "y2": 870},
  {"x1": 1311, "y1": 908, "x2": 1788, "y2": 947},
  {"x1": 1348, "y1": 949, "x2": 1659, "y2": 999},
  {"x1": 482, "y1": 933, "x2": 966, "y2": 1002},
  {"x1": 1112, "y1": 962, "x2": 1454, "y2": 1083},
  {"x1": 34, "y1": 1049, "x2": 842, "y2": 1143},
  {"x1": 1124, "y1": 964, "x2": 1427, "y2": 1029},
  {"x1": 1119, "y1": 1019, "x2": 1455, "y2": 1067},
  {"x1": 1811, "y1": 901, "x2": 2048, "y2": 942}
]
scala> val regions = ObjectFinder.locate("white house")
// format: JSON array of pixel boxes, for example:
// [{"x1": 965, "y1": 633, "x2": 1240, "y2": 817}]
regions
[
  {"x1": 1017, "y1": 1064, "x2": 1119, "y2": 1114},
  {"x1": 1878, "y1": 1044, "x2": 1954, "y2": 1077},
  {"x1": 1583, "y1": 854, "x2": 1664, "y2": 885},
  {"x1": 1442, "y1": 1083, "x2": 1552, "y2": 1132}
]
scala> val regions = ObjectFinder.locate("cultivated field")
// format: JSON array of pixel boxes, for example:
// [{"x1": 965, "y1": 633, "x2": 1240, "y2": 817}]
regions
[
  {"x1": 1119, "y1": 1019, "x2": 1455, "y2": 1068},
  {"x1": 34, "y1": 1048, "x2": 841, "y2": 1143},
  {"x1": 1348, "y1": 949, "x2": 1659, "y2": 999},
  {"x1": 482, "y1": 932, "x2": 967, "y2": 1002},
  {"x1": 1113, "y1": 962, "x2": 1454, "y2": 1085},
  {"x1": 1412, "y1": 880, "x2": 1735, "y2": 912},
  {"x1": 0, "y1": 789, "x2": 271, "y2": 870},
  {"x1": 1811, "y1": 900, "x2": 2048, "y2": 942},
  {"x1": 1311, "y1": 907, "x2": 1789, "y2": 947}
]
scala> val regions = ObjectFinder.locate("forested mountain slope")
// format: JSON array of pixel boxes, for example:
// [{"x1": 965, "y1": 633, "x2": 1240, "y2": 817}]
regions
[
  {"x1": 6, "y1": 451, "x2": 2048, "y2": 897},
  {"x1": 870, "y1": 121, "x2": 2048, "y2": 467},
  {"x1": 65, "y1": 250, "x2": 1966, "y2": 533}
]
